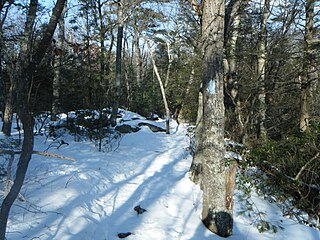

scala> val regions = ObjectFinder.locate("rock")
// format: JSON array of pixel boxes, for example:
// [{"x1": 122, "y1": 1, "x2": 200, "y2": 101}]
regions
[
  {"x1": 115, "y1": 124, "x2": 140, "y2": 133},
  {"x1": 118, "y1": 232, "x2": 132, "y2": 238},
  {"x1": 134, "y1": 205, "x2": 147, "y2": 215},
  {"x1": 137, "y1": 122, "x2": 166, "y2": 132}
]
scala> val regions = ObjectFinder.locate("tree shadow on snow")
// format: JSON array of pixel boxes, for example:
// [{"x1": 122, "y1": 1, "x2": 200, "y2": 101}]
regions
[{"x1": 7, "y1": 129, "x2": 190, "y2": 240}]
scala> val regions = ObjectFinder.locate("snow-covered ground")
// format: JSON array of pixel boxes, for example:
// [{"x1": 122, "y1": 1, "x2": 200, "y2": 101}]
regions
[{"x1": 0, "y1": 113, "x2": 319, "y2": 240}]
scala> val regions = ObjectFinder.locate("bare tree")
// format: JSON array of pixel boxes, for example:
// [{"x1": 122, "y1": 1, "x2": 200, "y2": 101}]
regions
[
  {"x1": 111, "y1": 0, "x2": 124, "y2": 126},
  {"x1": 300, "y1": 0, "x2": 317, "y2": 131},
  {"x1": 133, "y1": 11, "x2": 143, "y2": 87},
  {"x1": 256, "y1": 0, "x2": 270, "y2": 139},
  {"x1": 224, "y1": 0, "x2": 248, "y2": 143},
  {"x1": 0, "y1": 1, "x2": 67, "y2": 238},
  {"x1": 145, "y1": 39, "x2": 171, "y2": 134}
]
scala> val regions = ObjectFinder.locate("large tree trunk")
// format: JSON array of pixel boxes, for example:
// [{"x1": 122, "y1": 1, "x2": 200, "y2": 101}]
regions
[
  {"x1": 0, "y1": 107, "x2": 34, "y2": 240},
  {"x1": 194, "y1": 0, "x2": 232, "y2": 237},
  {"x1": 0, "y1": 0, "x2": 67, "y2": 238},
  {"x1": 300, "y1": 0, "x2": 317, "y2": 131},
  {"x1": 257, "y1": 0, "x2": 270, "y2": 139},
  {"x1": 0, "y1": 0, "x2": 39, "y2": 236}
]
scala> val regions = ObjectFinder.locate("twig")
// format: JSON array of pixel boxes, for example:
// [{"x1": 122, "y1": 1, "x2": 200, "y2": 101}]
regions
[
  {"x1": 294, "y1": 152, "x2": 319, "y2": 181},
  {"x1": 263, "y1": 162, "x2": 320, "y2": 191}
]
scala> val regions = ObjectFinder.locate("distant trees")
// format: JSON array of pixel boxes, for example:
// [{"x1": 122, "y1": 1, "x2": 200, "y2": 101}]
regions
[
  {"x1": 51, "y1": 1, "x2": 67, "y2": 121},
  {"x1": 0, "y1": 1, "x2": 13, "y2": 117},
  {"x1": 222, "y1": 0, "x2": 319, "y2": 142},
  {"x1": 0, "y1": 0, "x2": 14, "y2": 136},
  {"x1": 40, "y1": 0, "x2": 197, "y2": 123},
  {"x1": 0, "y1": 0, "x2": 318, "y2": 138}
]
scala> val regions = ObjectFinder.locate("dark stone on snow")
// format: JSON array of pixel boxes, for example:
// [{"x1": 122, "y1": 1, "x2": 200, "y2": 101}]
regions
[
  {"x1": 134, "y1": 205, "x2": 147, "y2": 215},
  {"x1": 137, "y1": 122, "x2": 166, "y2": 132},
  {"x1": 115, "y1": 124, "x2": 140, "y2": 133},
  {"x1": 118, "y1": 232, "x2": 132, "y2": 238}
]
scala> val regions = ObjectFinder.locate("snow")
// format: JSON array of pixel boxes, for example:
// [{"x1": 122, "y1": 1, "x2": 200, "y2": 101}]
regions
[{"x1": 1, "y1": 113, "x2": 319, "y2": 240}]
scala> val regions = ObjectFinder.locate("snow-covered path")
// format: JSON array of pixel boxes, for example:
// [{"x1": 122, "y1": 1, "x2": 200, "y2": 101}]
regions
[
  {"x1": 7, "y1": 125, "x2": 204, "y2": 240},
  {"x1": 3, "y1": 120, "x2": 320, "y2": 240}
]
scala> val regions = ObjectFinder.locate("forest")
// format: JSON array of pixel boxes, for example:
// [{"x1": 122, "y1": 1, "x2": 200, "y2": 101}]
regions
[{"x1": 0, "y1": 0, "x2": 319, "y2": 239}]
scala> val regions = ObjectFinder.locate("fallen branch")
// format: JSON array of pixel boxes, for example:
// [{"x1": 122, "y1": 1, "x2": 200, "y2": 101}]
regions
[
  {"x1": 261, "y1": 161, "x2": 320, "y2": 191},
  {"x1": 33, "y1": 151, "x2": 75, "y2": 161},
  {"x1": 0, "y1": 150, "x2": 75, "y2": 162},
  {"x1": 294, "y1": 152, "x2": 319, "y2": 181}
]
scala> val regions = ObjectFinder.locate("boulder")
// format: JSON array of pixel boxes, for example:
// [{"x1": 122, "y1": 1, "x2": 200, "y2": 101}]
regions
[
  {"x1": 115, "y1": 124, "x2": 140, "y2": 133},
  {"x1": 137, "y1": 122, "x2": 166, "y2": 132}
]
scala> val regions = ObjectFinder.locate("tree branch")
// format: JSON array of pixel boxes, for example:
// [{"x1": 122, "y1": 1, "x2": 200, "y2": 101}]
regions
[
  {"x1": 294, "y1": 152, "x2": 319, "y2": 181},
  {"x1": 0, "y1": 150, "x2": 75, "y2": 162}
]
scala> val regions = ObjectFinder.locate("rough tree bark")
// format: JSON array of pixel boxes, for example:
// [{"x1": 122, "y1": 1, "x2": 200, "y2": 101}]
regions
[
  {"x1": 189, "y1": 0, "x2": 233, "y2": 237},
  {"x1": 189, "y1": 80, "x2": 203, "y2": 183},
  {"x1": 257, "y1": 0, "x2": 270, "y2": 139},
  {"x1": 300, "y1": 0, "x2": 317, "y2": 131},
  {"x1": 0, "y1": 1, "x2": 67, "y2": 239}
]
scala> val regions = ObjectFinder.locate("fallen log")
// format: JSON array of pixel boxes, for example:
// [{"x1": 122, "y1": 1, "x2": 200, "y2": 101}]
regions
[{"x1": 0, "y1": 150, "x2": 75, "y2": 162}]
